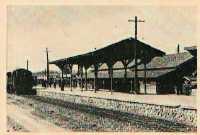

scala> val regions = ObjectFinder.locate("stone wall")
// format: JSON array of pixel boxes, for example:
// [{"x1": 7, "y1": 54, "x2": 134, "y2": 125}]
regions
[{"x1": 37, "y1": 91, "x2": 196, "y2": 126}]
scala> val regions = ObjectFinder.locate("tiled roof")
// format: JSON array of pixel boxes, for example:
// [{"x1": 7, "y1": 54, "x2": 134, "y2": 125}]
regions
[
  {"x1": 96, "y1": 52, "x2": 193, "y2": 70},
  {"x1": 138, "y1": 52, "x2": 193, "y2": 69},
  {"x1": 86, "y1": 52, "x2": 193, "y2": 79},
  {"x1": 86, "y1": 68, "x2": 175, "y2": 79}
]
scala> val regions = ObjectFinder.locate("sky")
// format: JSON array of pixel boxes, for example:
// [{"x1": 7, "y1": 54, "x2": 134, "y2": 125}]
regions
[{"x1": 7, "y1": 5, "x2": 197, "y2": 72}]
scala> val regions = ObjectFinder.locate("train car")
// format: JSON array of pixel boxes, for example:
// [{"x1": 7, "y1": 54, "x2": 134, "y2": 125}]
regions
[
  {"x1": 7, "y1": 68, "x2": 36, "y2": 95},
  {"x1": 7, "y1": 72, "x2": 13, "y2": 93}
]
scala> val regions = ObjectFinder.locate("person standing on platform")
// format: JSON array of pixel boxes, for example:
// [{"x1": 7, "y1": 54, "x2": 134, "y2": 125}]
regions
[{"x1": 54, "y1": 80, "x2": 57, "y2": 89}]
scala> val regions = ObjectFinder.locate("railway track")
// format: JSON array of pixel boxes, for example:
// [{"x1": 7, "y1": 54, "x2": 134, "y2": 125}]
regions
[{"x1": 18, "y1": 95, "x2": 196, "y2": 132}]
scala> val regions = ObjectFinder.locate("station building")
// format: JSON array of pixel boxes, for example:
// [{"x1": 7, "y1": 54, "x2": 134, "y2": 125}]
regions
[
  {"x1": 50, "y1": 37, "x2": 197, "y2": 95},
  {"x1": 85, "y1": 51, "x2": 196, "y2": 94}
]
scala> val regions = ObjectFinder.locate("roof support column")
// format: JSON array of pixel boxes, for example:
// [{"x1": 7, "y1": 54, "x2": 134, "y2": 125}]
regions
[
  {"x1": 69, "y1": 64, "x2": 73, "y2": 91},
  {"x1": 107, "y1": 61, "x2": 115, "y2": 95},
  {"x1": 80, "y1": 65, "x2": 83, "y2": 92},
  {"x1": 122, "y1": 59, "x2": 131, "y2": 79},
  {"x1": 132, "y1": 58, "x2": 140, "y2": 94},
  {"x1": 122, "y1": 59, "x2": 132, "y2": 90},
  {"x1": 109, "y1": 66, "x2": 113, "y2": 94},
  {"x1": 94, "y1": 64, "x2": 99, "y2": 93},
  {"x1": 84, "y1": 66, "x2": 89, "y2": 91},
  {"x1": 144, "y1": 55, "x2": 147, "y2": 94},
  {"x1": 130, "y1": 79, "x2": 133, "y2": 93},
  {"x1": 134, "y1": 58, "x2": 138, "y2": 94},
  {"x1": 85, "y1": 70, "x2": 88, "y2": 90},
  {"x1": 124, "y1": 66, "x2": 127, "y2": 79},
  {"x1": 61, "y1": 66, "x2": 64, "y2": 91},
  {"x1": 58, "y1": 63, "x2": 65, "y2": 91}
]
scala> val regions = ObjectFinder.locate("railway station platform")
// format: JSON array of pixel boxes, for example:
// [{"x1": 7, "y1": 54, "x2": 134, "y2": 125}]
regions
[{"x1": 35, "y1": 86, "x2": 196, "y2": 109}]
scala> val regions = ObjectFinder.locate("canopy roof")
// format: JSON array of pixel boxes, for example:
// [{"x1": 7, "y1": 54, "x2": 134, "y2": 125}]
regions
[
  {"x1": 184, "y1": 46, "x2": 197, "y2": 57},
  {"x1": 50, "y1": 37, "x2": 165, "y2": 68}
]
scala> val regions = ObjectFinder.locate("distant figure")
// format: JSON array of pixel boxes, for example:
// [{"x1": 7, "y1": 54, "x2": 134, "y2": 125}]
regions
[
  {"x1": 175, "y1": 77, "x2": 183, "y2": 95},
  {"x1": 48, "y1": 80, "x2": 51, "y2": 88},
  {"x1": 58, "y1": 79, "x2": 61, "y2": 88},
  {"x1": 43, "y1": 80, "x2": 46, "y2": 88},
  {"x1": 183, "y1": 79, "x2": 192, "y2": 96},
  {"x1": 54, "y1": 81, "x2": 57, "y2": 89},
  {"x1": 42, "y1": 80, "x2": 45, "y2": 87},
  {"x1": 61, "y1": 80, "x2": 65, "y2": 91}
]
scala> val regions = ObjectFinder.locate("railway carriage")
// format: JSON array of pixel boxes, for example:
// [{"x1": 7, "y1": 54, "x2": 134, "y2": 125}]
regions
[{"x1": 7, "y1": 68, "x2": 36, "y2": 95}]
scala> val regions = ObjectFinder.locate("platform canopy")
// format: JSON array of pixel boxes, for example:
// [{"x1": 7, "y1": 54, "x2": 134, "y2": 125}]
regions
[
  {"x1": 184, "y1": 46, "x2": 197, "y2": 57},
  {"x1": 50, "y1": 37, "x2": 165, "y2": 69}
]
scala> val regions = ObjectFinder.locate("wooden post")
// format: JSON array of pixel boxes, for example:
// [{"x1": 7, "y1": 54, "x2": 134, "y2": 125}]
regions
[
  {"x1": 110, "y1": 69, "x2": 113, "y2": 94},
  {"x1": 26, "y1": 60, "x2": 29, "y2": 70},
  {"x1": 80, "y1": 66, "x2": 83, "y2": 91},
  {"x1": 107, "y1": 63, "x2": 114, "y2": 95},
  {"x1": 46, "y1": 48, "x2": 50, "y2": 83},
  {"x1": 94, "y1": 64, "x2": 98, "y2": 93},
  {"x1": 124, "y1": 65, "x2": 127, "y2": 79},
  {"x1": 122, "y1": 59, "x2": 132, "y2": 92},
  {"x1": 134, "y1": 17, "x2": 138, "y2": 94},
  {"x1": 69, "y1": 64, "x2": 73, "y2": 91},
  {"x1": 103, "y1": 80, "x2": 105, "y2": 89},
  {"x1": 61, "y1": 66, "x2": 64, "y2": 91},
  {"x1": 131, "y1": 79, "x2": 133, "y2": 92},
  {"x1": 128, "y1": 16, "x2": 145, "y2": 94},
  {"x1": 144, "y1": 60, "x2": 147, "y2": 94},
  {"x1": 85, "y1": 67, "x2": 88, "y2": 91}
]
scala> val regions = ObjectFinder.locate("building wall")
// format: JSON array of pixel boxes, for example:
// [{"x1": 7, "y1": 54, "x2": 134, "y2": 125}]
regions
[
  {"x1": 84, "y1": 78, "x2": 158, "y2": 94},
  {"x1": 139, "y1": 80, "x2": 157, "y2": 94}
]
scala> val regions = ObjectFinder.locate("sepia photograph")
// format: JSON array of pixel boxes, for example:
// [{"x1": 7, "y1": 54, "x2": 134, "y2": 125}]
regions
[{"x1": 6, "y1": 5, "x2": 197, "y2": 132}]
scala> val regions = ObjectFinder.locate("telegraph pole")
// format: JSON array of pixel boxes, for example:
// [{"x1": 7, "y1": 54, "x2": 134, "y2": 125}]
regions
[
  {"x1": 177, "y1": 44, "x2": 180, "y2": 53},
  {"x1": 128, "y1": 16, "x2": 145, "y2": 93},
  {"x1": 26, "y1": 59, "x2": 29, "y2": 70},
  {"x1": 46, "y1": 48, "x2": 49, "y2": 83}
]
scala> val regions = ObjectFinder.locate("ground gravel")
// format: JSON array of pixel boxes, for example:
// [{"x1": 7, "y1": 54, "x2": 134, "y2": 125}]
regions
[
  {"x1": 7, "y1": 116, "x2": 29, "y2": 132},
  {"x1": 7, "y1": 94, "x2": 197, "y2": 132}
]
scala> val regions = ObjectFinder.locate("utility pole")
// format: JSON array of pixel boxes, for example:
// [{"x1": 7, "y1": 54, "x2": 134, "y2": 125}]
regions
[
  {"x1": 26, "y1": 59, "x2": 29, "y2": 70},
  {"x1": 46, "y1": 48, "x2": 49, "y2": 83},
  {"x1": 128, "y1": 16, "x2": 145, "y2": 93},
  {"x1": 177, "y1": 44, "x2": 180, "y2": 53}
]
